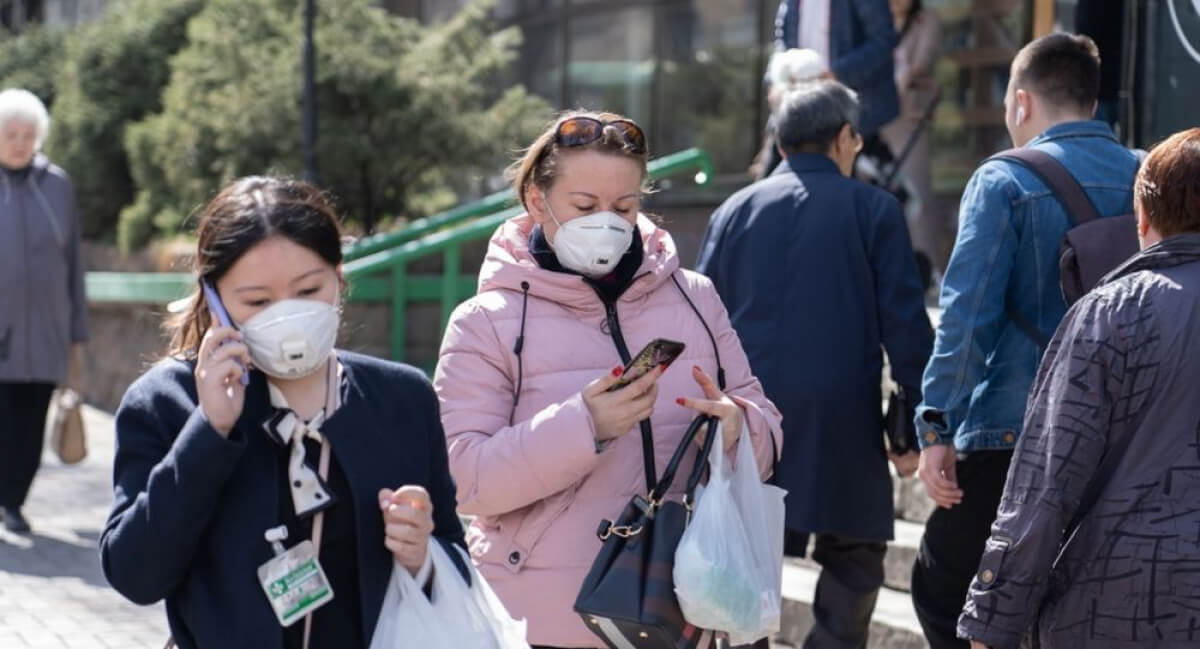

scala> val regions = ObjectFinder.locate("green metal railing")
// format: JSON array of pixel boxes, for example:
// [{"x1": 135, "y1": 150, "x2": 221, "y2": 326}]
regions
[
  {"x1": 343, "y1": 190, "x2": 516, "y2": 262},
  {"x1": 86, "y1": 148, "x2": 715, "y2": 361}
]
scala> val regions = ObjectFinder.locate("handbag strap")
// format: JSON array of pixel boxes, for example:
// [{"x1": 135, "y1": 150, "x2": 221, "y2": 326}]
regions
[
  {"x1": 648, "y1": 415, "x2": 718, "y2": 507},
  {"x1": 683, "y1": 417, "x2": 720, "y2": 505}
]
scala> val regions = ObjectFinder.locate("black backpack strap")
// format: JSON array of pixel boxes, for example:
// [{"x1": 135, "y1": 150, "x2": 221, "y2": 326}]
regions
[{"x1": 989, "y1": 148, "x2": 1100, "y2": 348}]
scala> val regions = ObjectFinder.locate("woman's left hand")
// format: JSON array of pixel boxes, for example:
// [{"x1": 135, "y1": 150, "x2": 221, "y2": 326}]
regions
[
  {"x1": 676, "y1": 366, "x2": 744, "y2": 453},
  {"x1": 378, "y1": 485, "x2": 435, "y2": 577}
]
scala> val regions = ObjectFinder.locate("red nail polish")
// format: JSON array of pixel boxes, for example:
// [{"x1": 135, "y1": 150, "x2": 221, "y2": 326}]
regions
[
  {"x1": 675, "y1": 398, "x2": 686, "y2": 406},
  {"x1": 693, "y1": 365, "x2": 702, "y2": 372},
  {"x1": 658, "y1": 362, "x2": 669, "y2": 371},
  {"x1": 612, "y1": 366, "x2": 623, "y2": 377}
]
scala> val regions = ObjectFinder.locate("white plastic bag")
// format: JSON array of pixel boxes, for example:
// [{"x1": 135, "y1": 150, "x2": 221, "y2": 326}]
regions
[
  {"x1": 369, "y1": 539, "x2": 530, "y2": 649},
  {"x1": 674, "y1": 423, "x2": 787, "y2": 645},
  {"x1": 727, "y1": 425, "x2": 787, "y2": 645}
]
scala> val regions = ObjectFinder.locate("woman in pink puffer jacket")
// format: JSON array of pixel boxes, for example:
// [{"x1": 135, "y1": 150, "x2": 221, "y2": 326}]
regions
[{"x1": 434, "y1": 111, "x2": 783, "y2": 649}]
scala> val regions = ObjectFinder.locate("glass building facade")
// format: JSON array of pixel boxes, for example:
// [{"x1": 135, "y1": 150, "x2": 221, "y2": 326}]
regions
[
  {"x1": 403, "y1": 1, "x2": 1041, "y2": 193},
  {"x1": 490, "y1": 0, "x2": 776, "y2": 184},
  {"x1": 396, "y1": 0, "x2": 775, "y2": 186}
]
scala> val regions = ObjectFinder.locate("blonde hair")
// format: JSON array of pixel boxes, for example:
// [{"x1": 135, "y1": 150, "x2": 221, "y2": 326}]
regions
[{"x1": 507, "y1": 110, "x2": 650, "y2": 211}]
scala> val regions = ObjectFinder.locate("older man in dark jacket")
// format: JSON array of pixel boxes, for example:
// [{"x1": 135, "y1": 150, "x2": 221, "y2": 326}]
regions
[
  {"x1": 697, "y1": 80, "x2": 932, "y2": 649},
  {"x1": 959, "y1": 128, "x2": 1200, "y2": 649}
]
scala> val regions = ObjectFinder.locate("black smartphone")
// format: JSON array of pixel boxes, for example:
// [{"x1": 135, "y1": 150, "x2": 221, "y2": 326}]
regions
[{"x1": 607, "y1": 338, "x2": 686, "y2": 392}]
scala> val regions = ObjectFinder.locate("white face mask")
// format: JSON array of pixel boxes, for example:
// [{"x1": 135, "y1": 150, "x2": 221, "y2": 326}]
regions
[
  {"x1": 240, "y1": 296, "x2": 339, "y2": 379},
  {"x1": 543, "y1": 192, "x2": 635, "y2": 277}
]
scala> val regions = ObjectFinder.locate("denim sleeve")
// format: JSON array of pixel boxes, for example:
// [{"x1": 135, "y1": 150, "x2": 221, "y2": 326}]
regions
[
  {"x1": 957, "y1": 293, "x2": 1151, "y2": 648},
  {"x1": 868, "y1": 195, "x2": 933, "y2": 398},
  {"x1": 916, "y1": 163, "x2": 1019, "y2": 446},
  {"x1": 832, "y1": 0, "x2": 897, "y2": 90}
]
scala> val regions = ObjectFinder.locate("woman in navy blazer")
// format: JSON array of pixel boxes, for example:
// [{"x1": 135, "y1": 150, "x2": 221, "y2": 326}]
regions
[{"x1": 100, "y1": 177, "x2": 467, "y2": 649}]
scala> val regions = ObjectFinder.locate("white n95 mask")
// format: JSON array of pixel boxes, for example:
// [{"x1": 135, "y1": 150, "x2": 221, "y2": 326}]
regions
[
  {"x1": 543, "y1": 193, "x2": 635, "y2": 277},
  {"x1": 240, "y1": 297, "x2": 339, "y2": 378}
]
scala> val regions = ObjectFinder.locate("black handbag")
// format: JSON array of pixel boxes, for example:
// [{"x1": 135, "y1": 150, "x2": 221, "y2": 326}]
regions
[
  {"x1": 885, "y1": 386, "x2": 918, "y2": 455},
  {"x1": 574, "y1": 414, "x2": 719, "y2": 649}
]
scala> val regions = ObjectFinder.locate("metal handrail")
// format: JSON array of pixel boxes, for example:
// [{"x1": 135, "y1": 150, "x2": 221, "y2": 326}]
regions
[{"x1": 343, "y1": 190, "x2": 517, "y2": 262}]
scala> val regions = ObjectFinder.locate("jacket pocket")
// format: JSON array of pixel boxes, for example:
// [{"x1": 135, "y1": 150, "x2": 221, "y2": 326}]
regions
[{"x1": 498, "y1": 484, "x2": 577, "y2": 573}]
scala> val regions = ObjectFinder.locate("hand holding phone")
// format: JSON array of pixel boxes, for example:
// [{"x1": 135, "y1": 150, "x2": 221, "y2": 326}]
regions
[
  {"x1": 581, "y1": 339, "x2": 685, "y2": 444},
  {"x1": 202, "y1": 282, "x2": 249, "y2": 386},
  {"x1": 606, "y1": 339, "x2": 686, "y2": 393},
  {"x1": 195, "y1": 282, "x2": 251, "y2": 436}
]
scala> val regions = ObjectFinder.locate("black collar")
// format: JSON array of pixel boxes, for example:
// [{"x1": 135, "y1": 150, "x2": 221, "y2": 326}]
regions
[{"x1": 1, "y1": 162, "x2": 33, "y2": 181}]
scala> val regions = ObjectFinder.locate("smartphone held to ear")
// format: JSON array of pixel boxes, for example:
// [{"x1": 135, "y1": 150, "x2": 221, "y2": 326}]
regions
[
  {"x1": 202, "y1": 282, "x2": 250, "y2": 386},
  {"x1": 607, "y1": 338, "x2": 686, "y2": 392}
]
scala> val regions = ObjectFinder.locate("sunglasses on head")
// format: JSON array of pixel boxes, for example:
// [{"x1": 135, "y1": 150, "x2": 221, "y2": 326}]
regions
[{"x1": 554, "y1": 117, "x2": 647, "y2": 155}]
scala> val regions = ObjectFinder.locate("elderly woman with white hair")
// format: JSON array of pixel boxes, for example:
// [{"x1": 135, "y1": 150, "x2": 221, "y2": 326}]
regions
[
  {"x1": 0, "y1": 87, "x2": 88, "y2": 533},
  {"x1": 753, "y1": 48, "x2": 831, "y2": 180}
]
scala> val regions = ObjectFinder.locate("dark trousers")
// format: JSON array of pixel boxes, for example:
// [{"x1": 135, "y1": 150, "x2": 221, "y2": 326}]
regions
[
  {"x1": 785, "y1": 530, "x2": 886, "y2": 649},
  {"x1": 911, "y1": 450, "x2": 1014, "y2": 649},
  {"x1": 0, "y1": 382, "x2": 55, "y2": 508}
]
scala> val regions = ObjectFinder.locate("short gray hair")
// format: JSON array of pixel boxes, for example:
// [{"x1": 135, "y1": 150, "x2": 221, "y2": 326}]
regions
[
  {"x1": 0, "y1": 88, "x2": 50, "y2": 149},
  {"x1": 774, "y1": 80, "x2": 860, "y2": 154}
]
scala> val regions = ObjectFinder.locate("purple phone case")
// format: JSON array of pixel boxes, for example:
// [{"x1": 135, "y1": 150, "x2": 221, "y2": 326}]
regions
[{"x1": 202, "y1": 282, "x2": 250, "y2": 385}]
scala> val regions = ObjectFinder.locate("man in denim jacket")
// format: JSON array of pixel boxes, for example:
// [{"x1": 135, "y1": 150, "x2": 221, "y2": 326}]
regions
[{"x1": 910, "y1": 34, "x2": 1139, "y2": 649}]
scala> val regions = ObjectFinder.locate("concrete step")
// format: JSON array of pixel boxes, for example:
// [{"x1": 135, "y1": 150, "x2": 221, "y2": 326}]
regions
[
  {"x1": 779, "y1": 559, "x2": 928, "y2": 649},
  {"x1": 795, "y1": 519, "x2": 922, "y2": 593}
]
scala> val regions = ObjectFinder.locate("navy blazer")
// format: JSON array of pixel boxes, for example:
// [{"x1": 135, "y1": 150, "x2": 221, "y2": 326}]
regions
[
  {"x1": 100, "y1": 351, "x2": 467, "y2": 649},
  {"x1": 774, "y1": 0, "x2": 899, "y2": 136},
  {"x1": 696, "y1": 154, "x2": 932, "y2": 540}
]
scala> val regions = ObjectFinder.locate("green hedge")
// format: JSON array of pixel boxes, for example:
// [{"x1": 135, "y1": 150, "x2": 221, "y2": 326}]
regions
[{"x1": 117, "y1": 0, "x2": 548, "y2": 252}]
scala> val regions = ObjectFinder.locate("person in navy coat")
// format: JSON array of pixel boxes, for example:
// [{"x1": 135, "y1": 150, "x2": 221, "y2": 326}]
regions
[
  {"x1": 774, "y1": 0, "x2": 899, "y2": 140},
  {"x1": 756, "y1": 0, "x2": 899, "y2": 180},
  {"x1": 99, "y1": 177, "x2": 468, "y2": 649},
  {"x1": 697, "y1": 80, "x2": 932, "y2": 649}
]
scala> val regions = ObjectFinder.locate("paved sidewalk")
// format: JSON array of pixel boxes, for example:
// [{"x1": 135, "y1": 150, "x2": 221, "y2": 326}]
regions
[{"x1": 0, "y1": 407, "x2": 167, "y2": 649}]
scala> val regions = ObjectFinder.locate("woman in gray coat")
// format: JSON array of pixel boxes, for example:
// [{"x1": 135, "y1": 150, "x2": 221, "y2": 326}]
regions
[
  {"x1": 959, "y1": 127, "x2": 1200, "y2": 648},
  {"x1": 0, "y1": 88, "x2": 88, "y2": 533}
]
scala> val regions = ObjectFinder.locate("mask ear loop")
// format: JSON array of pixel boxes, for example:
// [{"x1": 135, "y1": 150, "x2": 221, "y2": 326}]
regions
[{"x1": 540, "y1": 190, "x2": 565, "y2": 229}]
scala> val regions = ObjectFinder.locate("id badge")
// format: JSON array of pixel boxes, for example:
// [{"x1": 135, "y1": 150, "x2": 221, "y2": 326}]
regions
[{"x1": 257, "y1": 540, "x2": 334, "y2": 627}]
